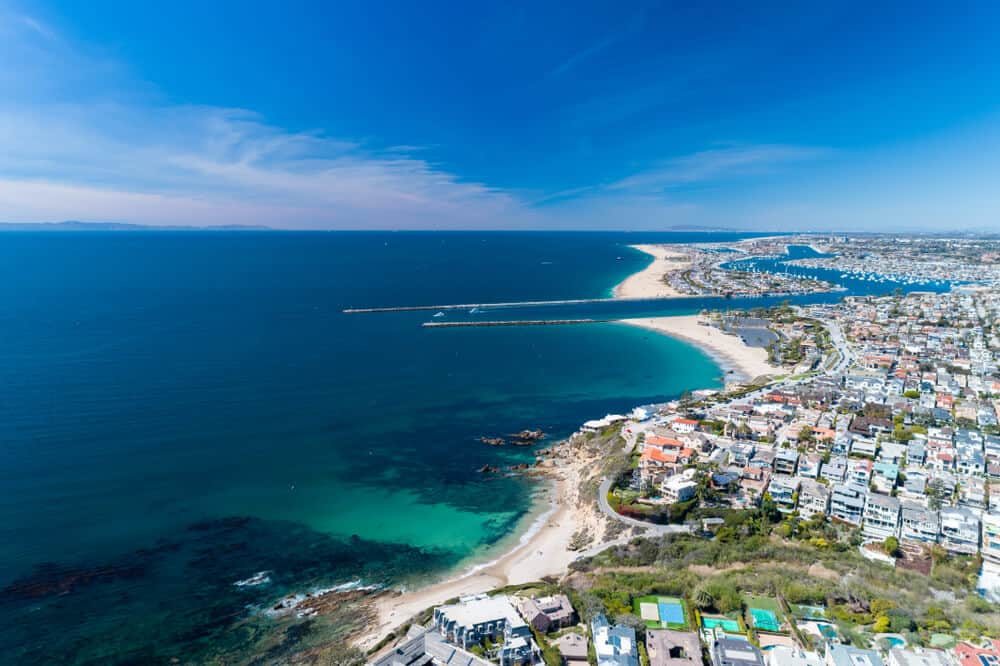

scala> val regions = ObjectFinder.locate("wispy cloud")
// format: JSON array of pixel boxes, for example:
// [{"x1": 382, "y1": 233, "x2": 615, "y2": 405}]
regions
[
  {"x1": 607, "y1": 144, "x2": 831, "y2": 193},
  {"x1": 0, "y1": 11, "x2": 531, "y2": 229},
  {"x1": 548, "y1": 33, "x2": 620, "y2": 79}
]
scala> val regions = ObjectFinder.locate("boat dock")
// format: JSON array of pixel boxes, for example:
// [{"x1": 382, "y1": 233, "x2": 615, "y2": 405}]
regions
[{"x1": 422, "y1": 319, "x2": 613, "y2": 328}]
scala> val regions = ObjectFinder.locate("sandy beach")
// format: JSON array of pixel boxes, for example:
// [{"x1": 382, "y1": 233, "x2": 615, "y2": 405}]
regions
[
  {"x1": 620, "y1": 315, "x2": 779, "y2": 383},
  {"x1": 613, "y1": 245, "x2": 691, "y2": 299},
  {"x1": 355, "y1": 444, "x2": 606, "y2": 651}
]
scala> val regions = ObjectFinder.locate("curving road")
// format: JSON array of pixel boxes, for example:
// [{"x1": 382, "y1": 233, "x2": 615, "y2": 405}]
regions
[{"x1": 597, "y1": 477, "x2": 692, "y2": 536}]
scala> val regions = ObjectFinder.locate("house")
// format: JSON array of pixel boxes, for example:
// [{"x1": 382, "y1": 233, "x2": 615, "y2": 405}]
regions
[
  {"x1": 646, "y1": 630, "x2": 700, "y2": 666},
  {"x1": 830, "y1": 484, "x2": 866, "y2": 526},
  {"x1": 433, "y1": 594, "x2": 539, "y2": 664},
  {"x1": 516, "y1": 594, "x2": 575, "y2": 633},
  {"x1": 712, "y1": 635, "x2": 764, "y2": 666},
  {"x1": 907, "y1": 439, "x2": 927, "y2": 465},
  {"x1": 826, "y1": 644, "x2": 884, "y2": 666},
  {"x1": 767, "y1": 647, "x2": 824, "y2": 666},
  {"x1": 886, "y1": 647, "x2": 952, "y2": 666},
  {"x1": 959, "y1": 477, "x2": 987, "y2": 509},
  {"x1": 672, "y1": 418, "x2": 700, "y2": 434},
  {"x1": 871, "y1": 462, "x2": 899, "y2": 494},
  {"x1": 555, "y1": 634, "x2": 589, "y2": 664},
  {"x1": 768, "y1": 475, "x2": 801, "y2": 514},
  {"x1": 592, "y1": 613, "x2": 640, "y2": 666},
  {"x1": 371, "y1": 626, "x2": 494, "y2": 666},
  {"x1": 821, "y1": 457, "x2": 848, "y2": 484},
  {"x1": 798, "y1": 454, "x2": 823, "y2": 479},
  {"x1": 798, "y1": 479, "x2": 830, "y2": 520},
  {"x1": 953, "y1": 640, "x2": 1000, "y2": 666},
  {"x1": 847, "y1": 459, "x2": 873, "y2": 487},
  {"x1": 850, "y1": 416, "x2": 893, "y2": 438},
  {"x1": 983, "y1": 512, "x2": 1000, "y2": 564},
  {"x1": 940, "y1": 506, "x2": 981, "y2": 555},
  {"x1": 850, "y1": 436, "x2": 879, "y2": 459},
  {"x1": 774, "y1": 450, "x2": 800, "y2": 475},
  {"x1": 662, "y1": 474, "x2": 698, "y2": 504},
  {"x1": 899, "y1": 502, "x2": 939, "y2": 544},
  {"x1": 862, "y1": 493, "x2": 901, "y2": 541}
]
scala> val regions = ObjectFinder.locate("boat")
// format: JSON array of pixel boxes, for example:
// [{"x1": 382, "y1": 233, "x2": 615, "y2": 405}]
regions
[
  {"x1": 469, "y1": 307, "x2": 482, "y2": 314},
  {"x1": 433, "y1": 311, "x2": 445, "y2": 318}
]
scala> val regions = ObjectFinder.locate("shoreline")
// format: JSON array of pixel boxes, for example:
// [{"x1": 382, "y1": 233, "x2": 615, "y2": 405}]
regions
[
  {"x1": 354, "y1": 442, "x2": 605, "y2": 651},
  {"x1": 613, "y1": 244, "x2": 693, "y2": 299},
  {"x1": 619, "y1": 315, "x2": 779, "y2": 384},
  {"x1": 354, "y1": 247, "x2": 776, "y2": 654}
]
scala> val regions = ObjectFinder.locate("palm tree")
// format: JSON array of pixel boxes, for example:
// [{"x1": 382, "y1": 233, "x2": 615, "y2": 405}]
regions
[{"x1": 693, "y1": 584, "x2": 715, "y2": 611}]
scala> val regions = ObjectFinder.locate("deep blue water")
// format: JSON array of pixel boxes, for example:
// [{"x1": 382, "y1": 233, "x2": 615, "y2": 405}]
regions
[{"x1": 0, "y1": 231, "x2": 773, "y2": 664}]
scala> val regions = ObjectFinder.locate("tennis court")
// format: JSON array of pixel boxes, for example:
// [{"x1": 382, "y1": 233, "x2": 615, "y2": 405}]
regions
[
  {"x1": 750, "y1": 608, "x2": 781, "y2": 633},
  {"x1": 701, "y1": 616, "x2": 741, "y2": 633},
  {"x1": 633, "y1": 596, "x2": 688, "y2": 629}
]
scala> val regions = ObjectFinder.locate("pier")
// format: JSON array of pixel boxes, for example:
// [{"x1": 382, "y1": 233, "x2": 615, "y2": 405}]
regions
[
  {"x1": 343, "y1": 296, "x2": 663, "y2": 314},
  {"x1": 422, "y1": 319, "x2": 613, "y2": 328}
]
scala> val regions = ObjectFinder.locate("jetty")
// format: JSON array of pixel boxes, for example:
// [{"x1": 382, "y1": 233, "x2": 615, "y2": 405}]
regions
[
  {"x1": 421, "y1": 319, "x2": 612, "y2": 328},
  {"x1": 343, "y1": 296, "x2": 664, "y2": 314}
]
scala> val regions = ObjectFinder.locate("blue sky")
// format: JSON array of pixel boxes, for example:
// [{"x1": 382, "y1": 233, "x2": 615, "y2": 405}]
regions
[{"x1": 2, "y1": 1, "x2": 1000, "y2": 230}]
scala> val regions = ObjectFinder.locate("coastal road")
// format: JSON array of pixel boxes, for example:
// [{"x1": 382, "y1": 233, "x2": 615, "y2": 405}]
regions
[{"x1": 597, "y1": 478, "x2": 692, "y2": 536}]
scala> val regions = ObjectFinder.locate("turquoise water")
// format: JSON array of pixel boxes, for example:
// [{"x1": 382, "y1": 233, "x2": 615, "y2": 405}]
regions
[
  {"x1": 0, "y1": 231, "x2": 761, "y2": 663},
  {"x1": 702, "y1": 617, "x2": 742, "y2": 633}
]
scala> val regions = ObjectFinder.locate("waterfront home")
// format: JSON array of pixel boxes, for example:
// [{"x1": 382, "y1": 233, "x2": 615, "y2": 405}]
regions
[
  {"x1": 555, "y1": 633, "x2": 589, "y2": 664},
  {"x1": 940, "y1": 506, "x2": 981, "y2": 555},
  {"x1": 829, "y1": 484, "x2": 866, "y2": 526},
  {"x1": 899, "y1": 502, "x2": 939, "y2": 544},
  {"x1": 671, "y1": 418, "x2": 699, "y2": 434},
  {"x1": 592, "y1": 613, "x2": 640, "y2": 666},
  {"x1": 712, "y1": 635, "x2": 764, "y2": 666},
  {"x1": 798, "y1": 479, "x2": 830, "y2": 520},
  {"x1": 983, "y1": 513, "x2": 1000, "y2": 564},
  {"x1": 825, "y1": 643, "x2": 884, "y2": 666},
  {"x1": 887, "y1": 647, "x2": 952, "y2": 666},
  {"x1": 515, "y1": 594, "x2": 575, "y2": 633},
  {"x1": 862, "y1": 493, "x2": 901, "y2": 541},
  {"x1": 371, "y1": 626, "x2": 494, "y2": 666},
  {"x1": 433, "y1": 594, "x2": 539, "y2": 664},
  {"x1": 768, "y1": 474, "x2": 800, "y2": 514},
  {"x1": 646, "y1": 630, "x2": 700, "y2": 666}
]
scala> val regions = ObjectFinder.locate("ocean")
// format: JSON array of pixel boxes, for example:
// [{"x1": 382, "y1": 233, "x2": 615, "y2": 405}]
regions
[{"x1": 0, "y1": 231, "x2": 768, "y2": 664}]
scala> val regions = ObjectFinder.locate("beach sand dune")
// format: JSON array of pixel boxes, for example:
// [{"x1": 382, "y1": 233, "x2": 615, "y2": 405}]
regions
[{"x1": 613, "y1": 245, "x2": 691, "y2": 299}]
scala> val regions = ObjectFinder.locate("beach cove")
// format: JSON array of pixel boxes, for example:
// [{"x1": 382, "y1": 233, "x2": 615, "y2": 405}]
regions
[{"x1": 356, "y1": 242, "x2": 782, "y2": 652}]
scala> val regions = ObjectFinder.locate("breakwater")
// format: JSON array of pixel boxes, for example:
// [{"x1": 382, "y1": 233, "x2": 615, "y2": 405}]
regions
[
  {"x1": 422, "y1": 319, "x2": 612, "y2": 328},
  {"x1": 343, "y1": 296, "x2": 661, "y2": 314}
]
